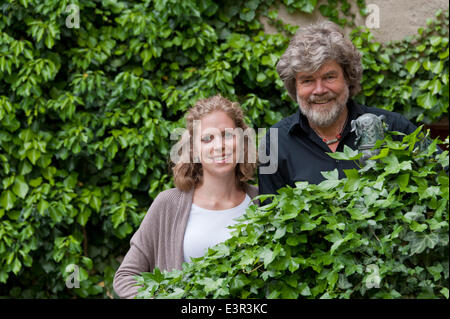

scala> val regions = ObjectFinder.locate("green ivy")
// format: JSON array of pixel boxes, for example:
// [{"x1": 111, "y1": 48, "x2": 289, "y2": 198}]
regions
[
  {"x1": 353, "y1": 9, "x2": 449, "y2": 124},
  {"x1": 0, "y1": 0, "x2": 448, "y2": 298},
  {"x1": 136, "y1": 129, "x2": 449, "y2": 299}
]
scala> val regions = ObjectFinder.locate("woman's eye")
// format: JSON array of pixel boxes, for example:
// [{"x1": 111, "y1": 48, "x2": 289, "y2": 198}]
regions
[
  {"x1": 201, "y1": 135, "x2": 213, "y2": 142},
  {"x1": 224, "y1": 131, "x2": 234, "y2": 139}
]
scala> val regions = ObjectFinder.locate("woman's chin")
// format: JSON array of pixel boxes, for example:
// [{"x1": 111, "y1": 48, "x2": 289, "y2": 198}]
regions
[{"x1": 203, "y1": 162, "x2": 237, "y2": 177}]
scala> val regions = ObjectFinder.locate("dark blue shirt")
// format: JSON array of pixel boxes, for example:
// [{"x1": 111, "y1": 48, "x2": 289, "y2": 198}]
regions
[{"x1": 258, "y1": 99, "x2": 419, "y2": 195}]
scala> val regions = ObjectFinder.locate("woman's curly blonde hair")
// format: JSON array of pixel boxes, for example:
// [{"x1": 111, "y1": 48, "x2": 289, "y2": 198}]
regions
[
  {"x1": 171, "y1": 94, "x2": 256, "y2": 192},
  {"x1": 276, "y1": 21, "x2": 363, "y2": 101}
]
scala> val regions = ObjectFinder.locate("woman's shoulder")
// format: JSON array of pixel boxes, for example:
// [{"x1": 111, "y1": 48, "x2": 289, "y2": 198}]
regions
[
  {"x1": 155, "y1": 187, "x2": 184, "y2": 200},
  {"x1": 152, "y1": 187, "x2": 192, "y2": 207},
  {"x1": 143, "y1": 187, "x2": 193, "y2": 223}
]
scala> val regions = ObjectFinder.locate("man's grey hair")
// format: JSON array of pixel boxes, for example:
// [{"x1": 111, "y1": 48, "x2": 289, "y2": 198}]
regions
[{"x1": 276, "y1": 21, "x2": 363, "y2": 101}]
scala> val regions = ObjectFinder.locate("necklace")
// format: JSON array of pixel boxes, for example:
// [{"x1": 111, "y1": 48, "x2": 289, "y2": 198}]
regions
[{"x1": 312, "y1": 116, "x2": 348, "y2": 145}]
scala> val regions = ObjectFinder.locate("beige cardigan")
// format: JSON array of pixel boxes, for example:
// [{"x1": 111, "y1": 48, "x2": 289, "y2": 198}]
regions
[{"x1": 113, "y1": 184, "x2": 259, "y2": 299}]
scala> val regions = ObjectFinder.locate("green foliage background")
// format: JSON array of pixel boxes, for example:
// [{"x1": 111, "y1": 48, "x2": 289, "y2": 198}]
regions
[{"x1": 0, "y1": 0, "x2": 448, "y2": 298}]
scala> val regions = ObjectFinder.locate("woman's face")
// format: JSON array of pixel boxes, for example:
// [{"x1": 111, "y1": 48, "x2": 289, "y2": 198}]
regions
[{"x1": 193, "y1": 110, "x2": 240, "y2": 179}]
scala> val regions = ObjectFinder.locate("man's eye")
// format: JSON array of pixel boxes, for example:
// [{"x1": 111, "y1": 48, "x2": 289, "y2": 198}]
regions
[{"x1": 300, "y1": 79, "x2": 315, "y2": 86}]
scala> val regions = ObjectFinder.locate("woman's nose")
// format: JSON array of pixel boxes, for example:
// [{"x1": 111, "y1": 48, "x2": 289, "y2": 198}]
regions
[{"x1": 212, "y1": 135, "x2": 225, "y2": 151}]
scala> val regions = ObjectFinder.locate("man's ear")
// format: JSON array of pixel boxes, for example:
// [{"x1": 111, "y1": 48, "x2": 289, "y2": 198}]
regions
[{"x1": 378, "y1": 115, "x2": 386, "y2": 122}]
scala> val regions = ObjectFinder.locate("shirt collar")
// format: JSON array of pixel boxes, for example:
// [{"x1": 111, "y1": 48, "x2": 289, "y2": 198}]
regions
[{"x1": 288, "y1": 98, "x2": 364, "y2": 135}]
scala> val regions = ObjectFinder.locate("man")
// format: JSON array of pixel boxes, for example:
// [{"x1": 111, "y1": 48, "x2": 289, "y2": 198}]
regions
[{"x1": 258, "y1": 21, "x2": 419, "y2": 195}]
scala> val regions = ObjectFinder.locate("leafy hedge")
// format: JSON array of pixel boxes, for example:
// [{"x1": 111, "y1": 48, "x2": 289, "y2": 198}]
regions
[
  {"x1": 352, "y1": 9, "x2": 449, "y2": 124},
  {"x1": 0, "y1": 0, "x2": 448, "y2": 298},
  {"x1": 136, "y1": 129, "x2": 449, "y2": 299}
]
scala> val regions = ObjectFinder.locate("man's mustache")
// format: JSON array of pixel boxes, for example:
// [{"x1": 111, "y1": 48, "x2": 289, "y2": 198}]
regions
[{"x1": 308, "y1": 93, "x2": 337, "y2": 103}]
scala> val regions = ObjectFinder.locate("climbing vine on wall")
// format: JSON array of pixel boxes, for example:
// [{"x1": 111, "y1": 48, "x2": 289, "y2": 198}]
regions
[{"x1": 0, "y1": 0, "x2": 447, "y2": 298}]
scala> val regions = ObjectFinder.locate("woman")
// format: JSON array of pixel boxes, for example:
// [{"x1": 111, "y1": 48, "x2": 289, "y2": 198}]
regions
[{"x1": 113, "y1": 94, "x2": 258, "y2": 299}]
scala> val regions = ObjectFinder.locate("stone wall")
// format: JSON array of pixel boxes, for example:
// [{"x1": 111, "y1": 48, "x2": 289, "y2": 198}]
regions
[{"x1": 261, "y1": 0, "x2": 449, "y2": 43}]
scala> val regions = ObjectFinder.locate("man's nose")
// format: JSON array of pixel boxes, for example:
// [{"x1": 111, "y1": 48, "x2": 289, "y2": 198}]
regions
[{"x1": 312, "y1": 79, "x2": 328, "y2": 95}]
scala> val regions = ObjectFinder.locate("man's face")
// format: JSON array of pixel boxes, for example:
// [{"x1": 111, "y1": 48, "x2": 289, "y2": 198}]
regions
[{"x1": 295, "y1": 60, "x2": 349, "y2": 128}]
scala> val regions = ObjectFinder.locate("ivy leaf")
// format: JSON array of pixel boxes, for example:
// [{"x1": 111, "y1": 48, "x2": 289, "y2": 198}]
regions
[
  {"x1": 161, "y1": 287, "x2": 185, "y2": 299},
  {"x1": 286, "y1": 234, "x2": 307, "y2": 246},
  {"x1": 0, "y1": 190, "x2": 16, "y2": 210},
  {"x1": 327, "y1": 145, "x2": 361, "y2": 160},
  {"x1": 227, "y1": 33, "x2": 247, "y2": 49},
  {"x1": 273, "y1": 225, "x2": 287, "y2": 240},
  {"x1": 260, "y1": 246, "x2": 276, "y2": 267},
  {"x1": 12, "y1": 176, "x2": 29, "y2": 199},
  {"x1": 379, "y1": 53, "x2": 390, "y2": 64},
  {"x1": 2, "y1": 176, "x2": 15, "y2": 189},
  {"x1": 395, "y1": 173, "x2": 410, "y2": 191},
  {"x1": 111, "y1": 205, "x2": 126, "y2": 228},
  {"x1": 77, "y1": 208, "x2": 92, "y2": 226},
  {"x1": 422, "y1": 59, "x2": 433, "y2": 71},
  {"x1": 428, "y1": 78, "x2": 442, "y2": 95},
  {"x1": 198, "y1": 278, "x2": 225, "y2": 294},
  {"x1": 298, "y1": 282, "x2": 311, "y2": 296},
  {"x1": 89, "y1": 196, "x2": 102, "y2": 212},
  {"x1": 440, "y1": 288, "x2": 449, "y2": 299},
  {"x1": 381, "y1": 153, "x2": 400, "y2": 174},
  {"x1": 240, "y1": 9, "x2": 255, "y2": 22},
  {"x1": 431, "y1": 60, "x2": 444, "y2": 74},
  {"x1": 320, "y1": 169, "x2": 338, "y2": 182},
  {"x1": 426, "y1": 264, "x2": 443, "y2": 281},
  {"x1": 343, "y1": 168, "x2": 361, "y2": 191},
  {"x1": 317, "y1": 179, "x2": 341, "y2": 191},
  {"x1": 405, "y1": 60, "x2": 421, "y2": 75},
  {"x1": 37, "y1": 199, "x2": 49, "y2": 216},
  {"x1": 300, "y1": 0, "x2": 317, "y2": 13},
  {"x1": 256, "y1": 72, "x2": 267, "y2": 82},
  {"x1": 115, "y1": 222, "x2": 133, "y2": 239},
  {"x1": 410, "y1": 221, "x2": 428, "y2": 232},
  {"x1": 12, "y1": 258, "x2": 22, "y2": 275},
  {"x1": 429, "y1": 36, "x2": 442, "y2": 47},
  {"x1": 26, "y1": 149, "x2": 41, "y2": 165},
  {"x1": 330, "y1": 233, "x2": 353, "y2": 254},
  {"x1": 407, "y1": 232, "x2": 440, "y2": 255},
  {"x1": 48, "y1": 205, "x2": 62, "y2": 223}
]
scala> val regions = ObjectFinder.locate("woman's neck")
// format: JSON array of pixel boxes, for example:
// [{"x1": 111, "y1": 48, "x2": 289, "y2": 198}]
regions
[{"x1": 193, "y1": 173, "x2": 245, "y2": 210}]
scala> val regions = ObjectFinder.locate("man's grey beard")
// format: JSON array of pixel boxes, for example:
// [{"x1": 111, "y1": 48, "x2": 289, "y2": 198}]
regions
[{"x1": 297, "y1": 87, "x2": 349, "y2": 128}]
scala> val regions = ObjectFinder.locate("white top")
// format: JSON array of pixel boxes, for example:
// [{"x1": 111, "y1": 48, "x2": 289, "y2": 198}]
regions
[{"x1": 183, "y1": 194, "x2": 251, "y2": 262}]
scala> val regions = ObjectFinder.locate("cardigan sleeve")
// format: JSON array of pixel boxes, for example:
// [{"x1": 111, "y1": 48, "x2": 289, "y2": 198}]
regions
[{"x1": 113, "y1": 193, "x2": 165, "y2": 299}]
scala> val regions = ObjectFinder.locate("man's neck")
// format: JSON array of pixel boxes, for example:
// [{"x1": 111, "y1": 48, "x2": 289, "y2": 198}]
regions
[{"x1": 309, "y1": 106, "x2": 349, "y2": 140}]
